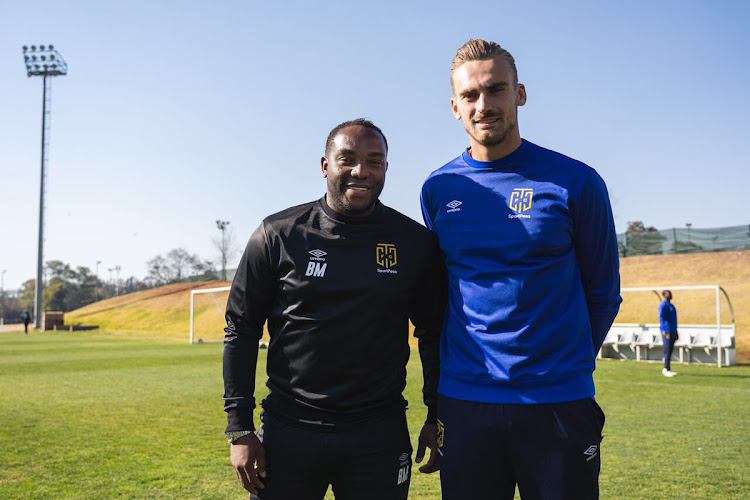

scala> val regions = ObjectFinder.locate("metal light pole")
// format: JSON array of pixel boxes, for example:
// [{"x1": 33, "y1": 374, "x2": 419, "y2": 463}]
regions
[
  {"x1": 22, "y1": 44, "x2": 68, "y2": 329},
  {"x1": 216, "y1": 220, "x2": 230, "y2": 281},
  {"x1": 114, "y1": 265, "x2": 121, "y2": 295},
  {"x1": 1, "y1": 269, "x2": 6, "y2": 328},
  {"x1": 95, "y1": 260, "x2": 102, "y2": 301}
]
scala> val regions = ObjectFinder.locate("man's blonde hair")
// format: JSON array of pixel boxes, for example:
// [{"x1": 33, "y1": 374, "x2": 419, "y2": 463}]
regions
[{"x1": 450, "y1": 39, "x2": 518, "y2": 89}]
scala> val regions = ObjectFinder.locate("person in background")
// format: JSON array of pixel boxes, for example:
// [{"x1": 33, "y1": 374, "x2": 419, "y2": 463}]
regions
[
  {"x1": 23, "y1": 310, "x2": 31, "y2": 335},
  {"x1": 659, "y1": 290, "x2": 678, "y2": 377}
]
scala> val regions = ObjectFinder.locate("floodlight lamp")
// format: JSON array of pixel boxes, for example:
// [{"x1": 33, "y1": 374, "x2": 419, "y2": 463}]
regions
[
  {"x1": 24, "y1": 55, "x2": 29, "y2": 61},
  {"x1": 51, "y1": 64, "x2": 57, "y2": 69},
  {"x1": 41, "y1": 55, "x2": 46, "y2": 61},
  {"x1": 35, "y1": 64, "x2": 40, "y2": 70},
  {"x1": 40, "y1": 45, "x2": 45, "y2": 50},
  {"x1": 50, "y1": 54, "x2": 55, "y2": 60},
  {"x1": 49, "y1": 44, "x2": 54, "y2": 49},
  {"x1": 31, "y1": 55, "x2": 37, "y2": 61},
  {"x1": 31, "y1": 45, "x2": 36, "y2": 51}
]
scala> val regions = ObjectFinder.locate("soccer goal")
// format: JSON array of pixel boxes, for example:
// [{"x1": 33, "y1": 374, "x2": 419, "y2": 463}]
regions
[
  {"x1": 189, "y1": 286, "x2": 231, "y2": 344},
  {"x1": 601, "y1": 285, "x2": 736, "y2": 367}
]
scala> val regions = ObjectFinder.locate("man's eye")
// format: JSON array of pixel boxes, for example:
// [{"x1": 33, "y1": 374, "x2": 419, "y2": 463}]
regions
[{"x1": 369, "y1": 160, "x2": 383, "y2": 166}]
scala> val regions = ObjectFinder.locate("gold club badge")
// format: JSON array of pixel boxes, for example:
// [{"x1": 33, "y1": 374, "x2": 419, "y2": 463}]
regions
[
  {"x1": 376, "y1": 243, "x2": 397, "y2": 268},
  {"x1": 509, "y1": 188, "x2": 533, "y2": 213}
]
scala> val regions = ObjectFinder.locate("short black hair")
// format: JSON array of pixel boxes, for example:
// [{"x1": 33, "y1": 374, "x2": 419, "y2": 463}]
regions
[{"x1": 325, "y1": 118, "x2": 388, "y2": 156}]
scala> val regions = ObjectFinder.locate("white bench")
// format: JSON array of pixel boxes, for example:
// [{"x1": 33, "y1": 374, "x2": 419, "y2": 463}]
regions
[{"x1": 599, "y1": 323, "x2": 736, "y2": 366}]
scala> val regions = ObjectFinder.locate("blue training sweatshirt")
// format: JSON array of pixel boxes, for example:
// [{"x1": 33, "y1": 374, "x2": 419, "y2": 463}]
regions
[
  {"x1": 659, "y1": 301, "x2": 677, "y2": 334},
  {"x1": 420, "y1": 139, "x2": 622, "y2": 404}
]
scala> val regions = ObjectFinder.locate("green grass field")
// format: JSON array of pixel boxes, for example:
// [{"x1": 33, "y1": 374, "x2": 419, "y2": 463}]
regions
[{"x1": 1, "y1": 332, "x2": 748, "y2": 499}]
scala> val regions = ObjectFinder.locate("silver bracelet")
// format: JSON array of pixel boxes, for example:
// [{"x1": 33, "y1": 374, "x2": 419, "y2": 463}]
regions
[{"x1": 225, "y1": 429, "x2": 254, "y2": 443}]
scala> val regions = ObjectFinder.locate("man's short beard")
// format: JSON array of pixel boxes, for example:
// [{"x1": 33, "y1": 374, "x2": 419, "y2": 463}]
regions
[
  {"x1": 469, "y1": 118, "x2": 517, "y2": 148},
  {"x1": 341, "y1": 200, "x2": 376, "y2": 216},
  {"x1": 328, "y1": 187, "x2": 382, "y2": 217},
  {"x1": 475, "y1": 130, "x2": 508, "y2": 147}
]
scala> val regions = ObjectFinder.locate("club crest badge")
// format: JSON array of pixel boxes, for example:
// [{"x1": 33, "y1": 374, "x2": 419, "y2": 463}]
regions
[
  {"x1": 376, "y1": 243, "x2": 397, "y2": 269},
  {"x1": 509, "y1": 188, "x2": 533, "y2": 213}
]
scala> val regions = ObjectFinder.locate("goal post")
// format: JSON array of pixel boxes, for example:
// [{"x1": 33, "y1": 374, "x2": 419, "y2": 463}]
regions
[{"x1": 189, "y1": 286, "x2": 231, "y2": 344}]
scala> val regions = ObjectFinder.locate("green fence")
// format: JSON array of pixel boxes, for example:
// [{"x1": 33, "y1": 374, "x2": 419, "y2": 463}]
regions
[{"x1": 618, "y1": 224, "x2": 750, "y2": 257}]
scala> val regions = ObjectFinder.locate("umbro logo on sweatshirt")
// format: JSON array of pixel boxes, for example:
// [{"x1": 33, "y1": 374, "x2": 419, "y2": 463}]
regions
[
  {"x1": 446, "y1": 200, "x2": 462, "y2": 213},
  {"x1": 308, "y1": 249, "x2": 327, "y2": 260}
]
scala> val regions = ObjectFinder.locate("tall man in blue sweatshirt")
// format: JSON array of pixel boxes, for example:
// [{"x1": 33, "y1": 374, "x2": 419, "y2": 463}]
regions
[{"x1": 420, "y1": 39, "x2": 622, "y2": 499}]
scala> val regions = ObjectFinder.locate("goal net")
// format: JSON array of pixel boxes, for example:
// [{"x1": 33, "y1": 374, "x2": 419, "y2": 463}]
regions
[{"x1": 189, "y1": 286, "x2": 231, "y2": 344}]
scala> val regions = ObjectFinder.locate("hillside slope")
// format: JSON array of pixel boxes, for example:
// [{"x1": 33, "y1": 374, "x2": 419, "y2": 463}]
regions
[
  {"x1": 66, "y1": 281, "x2": 231, "y2": 339},
  {"x1": 65, "y1": 250, "x2": 750, "y2": 361}
]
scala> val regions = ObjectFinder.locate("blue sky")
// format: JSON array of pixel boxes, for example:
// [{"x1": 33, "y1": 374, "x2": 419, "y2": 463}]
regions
[{"x1": 1, "y1": 0, "x2": 748, "y2": 290}]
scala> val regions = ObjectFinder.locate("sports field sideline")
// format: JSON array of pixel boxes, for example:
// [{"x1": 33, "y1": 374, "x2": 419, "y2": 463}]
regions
[{"x1": 0, "y1": 332, "x2": 747, "y2": 499}]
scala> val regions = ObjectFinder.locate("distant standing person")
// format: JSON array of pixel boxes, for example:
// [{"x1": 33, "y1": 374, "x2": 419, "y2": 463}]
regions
[
  {"x1": 659, "y1": 290, "x2": 678, "y2": 377},
  {"x1": 23, "y1": 311, "x2": 31, "y2": 335}
]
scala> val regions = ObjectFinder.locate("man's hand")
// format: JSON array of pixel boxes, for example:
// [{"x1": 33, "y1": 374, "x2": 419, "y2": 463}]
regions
[
  {"x1": 415, "y1": 423, "x2": 440, "y2": 473},
  {"x1": 230, "y1": 433, "x2": 267, "y2": 495}
]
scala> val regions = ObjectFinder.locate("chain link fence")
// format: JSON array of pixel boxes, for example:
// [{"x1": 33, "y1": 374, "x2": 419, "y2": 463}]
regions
[{"x1": 618, "y1": 224, "x2": 750, "y2": 257}]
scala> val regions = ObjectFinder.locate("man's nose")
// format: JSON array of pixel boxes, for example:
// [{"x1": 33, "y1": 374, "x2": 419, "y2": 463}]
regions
[
  {"x1": 350, "y1": 162, "x2": 368, "y2": 178},
  {"x1": 475, "y1": 92, "x2": 488, "y2": 112}
]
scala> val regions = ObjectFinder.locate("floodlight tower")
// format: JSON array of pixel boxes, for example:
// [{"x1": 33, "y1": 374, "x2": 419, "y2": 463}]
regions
[
  {"x1": 216, "y1": 220, "x2": 230, "y2": 281},
  {"x1": 1, "y1": 269, "x2": 6, "y2": 328},
  {"x1": 114, "y1": 265, "x2": 121, "y2": 295},
  {"x1": 22, "y1": 44, "x2": 68, "y2": 329},
  {"x1": 95, "y1": 260, "x2": 102, "y2": 301}
]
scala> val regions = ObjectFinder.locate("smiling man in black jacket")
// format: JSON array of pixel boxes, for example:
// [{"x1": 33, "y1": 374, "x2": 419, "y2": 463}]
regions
[{"x1": 222, "y1": 118, "x2": 444, "y2": 500}]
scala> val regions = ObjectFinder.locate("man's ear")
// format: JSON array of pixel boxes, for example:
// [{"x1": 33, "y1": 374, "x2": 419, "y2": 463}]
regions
[
  {"x1": 516, "y1": 83, "x2": 527, "y2": 106},
  {"x1": 321, "y1": 156, "x2": 328, "y2": 177},
  {"x1": 450, "y1": 96, "x2": 461, "y2": 120}
]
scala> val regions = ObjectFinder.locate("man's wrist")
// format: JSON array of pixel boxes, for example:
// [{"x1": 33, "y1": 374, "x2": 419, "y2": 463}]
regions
[{"x1": 225, "y1": 429, "x2": 254, "y2": 444}]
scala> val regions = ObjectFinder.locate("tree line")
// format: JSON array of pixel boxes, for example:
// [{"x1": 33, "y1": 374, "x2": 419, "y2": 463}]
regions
[{"x1": 1, "y1": 247, "x2": 219, "y2": 321}]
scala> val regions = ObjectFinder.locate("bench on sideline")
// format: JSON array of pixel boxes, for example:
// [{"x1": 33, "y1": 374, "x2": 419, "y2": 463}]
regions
[
  {"x1": 599, "y1": 323, "x2": 736, "y2": 366},
  {"x1": 602, "y1": 285, "x2": 737, "y2": 367}
]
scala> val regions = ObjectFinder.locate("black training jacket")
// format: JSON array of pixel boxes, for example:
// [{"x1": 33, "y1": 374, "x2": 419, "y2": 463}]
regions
[{"x1": 223, "y1": 197, "x2": 444, "y2": 432}]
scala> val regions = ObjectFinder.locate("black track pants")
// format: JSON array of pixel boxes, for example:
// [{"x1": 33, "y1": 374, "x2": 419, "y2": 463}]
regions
[
  {"x1": 250, "y1": 411, "x2": 412, "y2": 500},
  {"x1": 438, "y1": 395, "x2": 605, "y2": 500}
]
